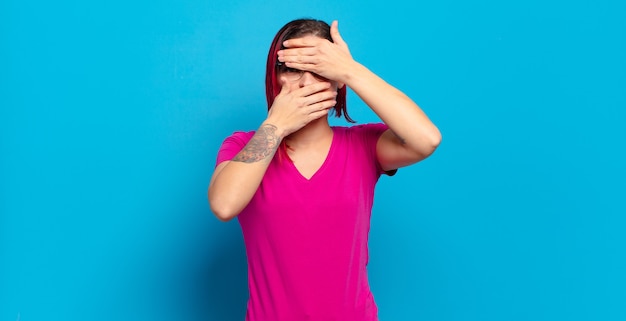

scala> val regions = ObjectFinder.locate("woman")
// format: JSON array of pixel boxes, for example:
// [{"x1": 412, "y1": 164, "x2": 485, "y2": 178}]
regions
[{"x1": 208, "y1": 18, "x2": 441, "y2": 321}]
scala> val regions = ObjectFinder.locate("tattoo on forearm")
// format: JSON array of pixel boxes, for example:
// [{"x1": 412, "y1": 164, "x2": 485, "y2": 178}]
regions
[{"x1": 232, "y1": 124, "x2": 281, "y2": 163}]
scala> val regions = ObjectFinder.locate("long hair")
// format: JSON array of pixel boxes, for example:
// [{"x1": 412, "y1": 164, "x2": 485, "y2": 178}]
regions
[{"x1": 265, "y1": 19, "x2": 353, "y2": 122}]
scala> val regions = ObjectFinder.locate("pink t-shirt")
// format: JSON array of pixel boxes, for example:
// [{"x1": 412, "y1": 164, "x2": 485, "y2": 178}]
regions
[{"x1": 216, "y1": 123, "x2": 395, "y2": 321}]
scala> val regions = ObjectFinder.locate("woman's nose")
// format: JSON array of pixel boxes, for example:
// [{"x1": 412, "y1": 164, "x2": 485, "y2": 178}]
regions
[{"x1": 298, "y1": 71, "x2": 317, "y2": 87}]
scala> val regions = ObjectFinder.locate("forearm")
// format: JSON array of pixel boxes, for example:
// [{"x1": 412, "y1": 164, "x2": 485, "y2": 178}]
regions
[
  {"x1": 208, "y1": 123, "x2": 283, "y2": 221},
  {"x1": 345, "y1": 62, "x2": 441, "y2": 153}
]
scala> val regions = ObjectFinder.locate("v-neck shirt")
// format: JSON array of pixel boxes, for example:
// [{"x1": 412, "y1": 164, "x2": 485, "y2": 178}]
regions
[{"x1": 215, "y1": 123, "x2": 394, "y2": 321}]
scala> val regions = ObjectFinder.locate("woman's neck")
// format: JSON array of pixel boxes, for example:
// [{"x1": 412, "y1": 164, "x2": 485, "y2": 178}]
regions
[{"x1": 285, "y1": 117, "x2": 333, "y2": 149}]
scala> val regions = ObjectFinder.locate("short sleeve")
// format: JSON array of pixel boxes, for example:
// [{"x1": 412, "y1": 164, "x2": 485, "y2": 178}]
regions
[
  {"x1": 351, "y1": 123, "x2": 397, "y2": 176},
  {"x1": 215, "y1": 131, "x2": 255, "y2": 167}
]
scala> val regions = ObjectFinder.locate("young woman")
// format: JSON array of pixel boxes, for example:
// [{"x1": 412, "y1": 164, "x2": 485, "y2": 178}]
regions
[{"x1": 208, "y1": 18, "x2": 441, "y2": 321}]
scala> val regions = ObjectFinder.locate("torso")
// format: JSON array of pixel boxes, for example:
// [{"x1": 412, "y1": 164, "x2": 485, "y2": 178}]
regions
[
  {"x1": 287, "y1": 134, "x2": 333, "y2": 180},
  {"x1": 216, "y1": 123, "x2": 392, "y2": 321}
]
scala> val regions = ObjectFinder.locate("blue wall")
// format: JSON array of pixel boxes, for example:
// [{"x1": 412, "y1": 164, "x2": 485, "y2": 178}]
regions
[{"x1": 1, "y1": 1, "x2": 624, "y2": 320}]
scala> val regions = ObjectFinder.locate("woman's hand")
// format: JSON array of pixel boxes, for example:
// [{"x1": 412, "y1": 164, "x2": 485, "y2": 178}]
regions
[
  {"x1": 277, "y1": 21, "x2": 355, "y2": 85},
  {"x1": 266, "y1": 78, "x2": 337, "y2": 137}
]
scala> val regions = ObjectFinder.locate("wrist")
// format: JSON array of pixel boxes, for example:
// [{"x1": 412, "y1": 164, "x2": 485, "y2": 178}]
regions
[
  {"x1": 341, "y1": 61, "x2": 368, "y2": 88},
  {"x1": 261, "y1": 121, "x2": 287, "y2": 140}
]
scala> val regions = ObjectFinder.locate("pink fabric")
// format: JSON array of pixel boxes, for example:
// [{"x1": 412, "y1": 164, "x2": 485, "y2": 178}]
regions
[{"x1": 216, "y1": 123, "x2": 393, "y2": 321}]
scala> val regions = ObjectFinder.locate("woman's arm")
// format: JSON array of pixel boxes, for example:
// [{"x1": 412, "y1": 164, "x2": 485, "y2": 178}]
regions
[
  {"x1": 343, "y1": 62, "x2": 441, "y2": 171},
  {"x1": 209, "y1": 123, "x2": 282, "y2": 221},
  {"x1": 278, "y1": 20, "x2": 441, "y2": 171},
  {"x1": 208, "y1": 80, "x2": 336, "y2": 221}
]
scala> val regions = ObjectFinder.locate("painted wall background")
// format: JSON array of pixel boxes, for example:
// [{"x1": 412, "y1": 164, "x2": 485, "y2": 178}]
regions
[{"x1": 1, "y1": 0, "x2": 624, "y2": 320}]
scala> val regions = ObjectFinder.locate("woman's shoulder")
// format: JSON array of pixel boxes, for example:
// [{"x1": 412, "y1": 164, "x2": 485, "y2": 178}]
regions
[{"x1": 215, "y1": 130, "x2": 256, "y2": 164}]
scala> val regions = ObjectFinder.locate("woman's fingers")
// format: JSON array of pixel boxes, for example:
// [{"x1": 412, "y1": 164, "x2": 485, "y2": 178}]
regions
[
  {"x1": 278, "y1": 47, "x2": 318, "y2": 58},
  {"x1": 277, "y1": 47, "x2": 319, "y2": 67},
  {"x1": 285, "y1": 83, "x2": 336, "y2": 111},
  {"x1": 277, "y1": 76, "x2": 290, "y2": 96},
  {"x1": 301, "y1": 90, "x2": 337, "y2": 109},
  {"x1": 268, "y1": 85, "x2": 335, "y2": 135},
  {"x1": 276, "y1": 21, "x2": 352, "y2": 83},
  {"x1": 292, "y1": 82, "x2": 331, "y2": 97},
  {"x1": 282, "y1": 36, "x2": 320, "y2": 48},
  {"x1": 275, "y1": 82, "x2": 335, "y2": 112},
  {"x1": 307, "y1": 105, "x2": 332, "y2": 121},
  {"x1": 330, "y1": 20, "x2": 346, "y2": 47}
]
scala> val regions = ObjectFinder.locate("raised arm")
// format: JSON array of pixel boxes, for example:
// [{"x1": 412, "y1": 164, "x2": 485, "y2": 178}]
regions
[
  {"x1": 344, "y1": 61, "x2": 441, "y2": 171},
  {"x1": 208, "y1": 80, "x2": 337, "y2": 221},
  {"x1": 278, "y1": 20, "x2": 441, "y2": 171}
]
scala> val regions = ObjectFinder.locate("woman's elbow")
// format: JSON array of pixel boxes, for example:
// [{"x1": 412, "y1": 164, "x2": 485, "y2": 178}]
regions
[
  {"x1": 209, "y1": 202, "x2": 239, "y2": 222},
  {"x1": 430, "y1": 129, "x2": 442, "y2": 151},
  {"x1": 208, "y1": 191, "x2": 241, "y2": 222},
  {"x1": 418, "y1": 128, "x2": 442, "y2": 157}
]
